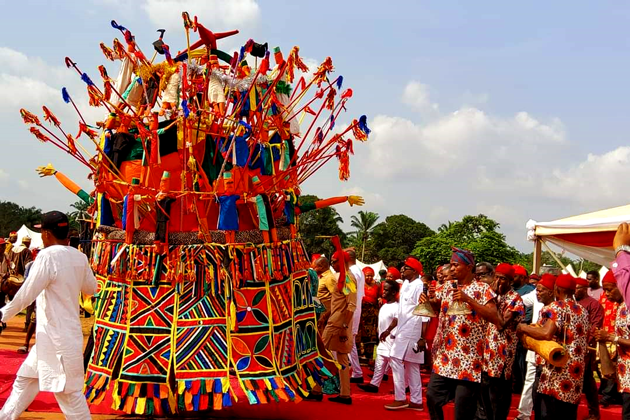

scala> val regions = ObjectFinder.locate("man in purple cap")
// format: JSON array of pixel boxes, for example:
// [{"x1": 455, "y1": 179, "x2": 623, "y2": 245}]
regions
[
  {"x1": 425, "y1": 247, "x2": 500, "y2": 420},
  {"x1": 0, "y1": 211, "x2": 97, "y2": 419}
]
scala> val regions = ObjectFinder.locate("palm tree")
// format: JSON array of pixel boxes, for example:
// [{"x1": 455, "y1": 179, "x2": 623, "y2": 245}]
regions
[{"x1": 350, "y1": 211, "x2": 380, "y2": 261}]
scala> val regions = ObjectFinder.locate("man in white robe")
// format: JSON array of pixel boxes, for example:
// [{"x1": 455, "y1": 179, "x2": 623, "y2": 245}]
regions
[
  {"x1": 382, "y1": 256, "x2": 429, "y2": 411},
  {"x1": 0, "y1": 211, "x2": 97, "y2": 420},
  {"x1": 346, "y1": 249, "x2": 366, "y2": 383}
]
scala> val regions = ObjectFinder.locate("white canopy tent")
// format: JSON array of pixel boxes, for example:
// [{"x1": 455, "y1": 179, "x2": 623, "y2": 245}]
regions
[
  {"x1": 356, "y1": 260, "x2": 387, "y2": 280},
  {"x1": 527, "y1": 203, "x2": 630, "y2": 271},
  {"x1": 16, "y1": 225, "x2": 43, "y2": 249}
]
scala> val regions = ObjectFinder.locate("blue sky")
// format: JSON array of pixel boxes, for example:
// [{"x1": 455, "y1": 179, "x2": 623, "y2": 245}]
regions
[{"x1": 2, "y1": 0, "x2": 630, "y2": 253}]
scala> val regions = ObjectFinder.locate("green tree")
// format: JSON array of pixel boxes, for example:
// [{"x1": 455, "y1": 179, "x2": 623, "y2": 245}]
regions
[
  {"x1": 0, "y1": 201, "x2": 43, "y2": 237},
  {"x1": 368, "y1": 214, "x2": 435, "y2": 268},
  {"x1": 349, "y1": 211, "x2": 380, "y2": 261},
  {"x1": 298, "y1": 195, "x2": 345, "y2": 258},
  {"x1": 413, "y1": 214, "x2": 521, "y2": 272},
  {"x1": 68, "y1": 200, "x2": 91, "y2": 231}
]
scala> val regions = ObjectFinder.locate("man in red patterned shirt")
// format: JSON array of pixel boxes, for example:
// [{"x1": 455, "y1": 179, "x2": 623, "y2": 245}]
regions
[
  {"x1": 594, "y1": 271, "x2": 630, "y2": 419},
  {"x1": 481, "y1": 263, "x2": 524, "y2": 420},
  {"x1": 518, "y1": 274, "x2": 589, "y2": 420},
  {"x1": 599, "y1": 271, "x2": 623, "y2": 406},
  {"x1": 425, "y1": 248, "x2": 500, "y2": 420}
]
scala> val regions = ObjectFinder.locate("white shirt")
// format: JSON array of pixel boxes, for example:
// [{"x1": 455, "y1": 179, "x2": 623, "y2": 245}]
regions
[
  {"x1": 1, "y1": 245, "x2": 97, "y2": 392},
  {"x1": 349, "y1": 264, "x2": 365, "y2": 335},
  {"x1": 376, "y1": 302, "x2": 399, "y2": 356},
  {"x1": 521, "y1": 289, "x2": 545, "y2": 363},
  {"x1": 390, "y1": 278, "x2": 429, "y2": 363}
]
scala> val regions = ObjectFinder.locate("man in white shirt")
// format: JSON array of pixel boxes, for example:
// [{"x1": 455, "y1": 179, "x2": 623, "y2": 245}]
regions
[
  {"x1": 346, "y1": 249, "x2": 366, "y2": 383},
  {"x1": 515, "y1": 273, "x2": 555, "y2": 420},
  {"x1": 358, "y1": 279, "x2": 400, "y2": 392},
  {"x1": 0, "y1": 211, "x2": 97, "y2": 420},
  {"x1": 382, "y1": 257, "x2": 429, "y2": 411}
]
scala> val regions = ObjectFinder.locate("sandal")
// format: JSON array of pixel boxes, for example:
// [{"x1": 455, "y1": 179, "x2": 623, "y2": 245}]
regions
[{"x1": 17, "y1": 346, "x2": 28, "y2": 354}]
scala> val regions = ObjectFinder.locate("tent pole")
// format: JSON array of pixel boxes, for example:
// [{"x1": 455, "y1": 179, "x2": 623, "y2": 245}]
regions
[{"x1": 533, "y1": 239, "x2": 542, "y2": 274}]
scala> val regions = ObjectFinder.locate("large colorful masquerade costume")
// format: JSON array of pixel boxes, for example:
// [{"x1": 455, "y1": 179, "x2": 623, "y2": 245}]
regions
[{"x1": 20, "y1": 14, "x2": 369, "y2": 416}]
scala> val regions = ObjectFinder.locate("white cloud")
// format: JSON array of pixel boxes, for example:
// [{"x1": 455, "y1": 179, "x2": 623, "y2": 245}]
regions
[
  {"x1": 542, "y1": 146, "x2": 630, "y2": 206},
  {"x1": 142, "y1": 0, "x2": 261, "y2": 32},
  {"x1": 367, "y1": 103, "x2": 566, "y2": 181},
  {"x1": 402, "y1": 81, "x2": 439, "y2": 112},
  {"x1": 0, "y1": 47, "x2": 98, "y2": 212}
]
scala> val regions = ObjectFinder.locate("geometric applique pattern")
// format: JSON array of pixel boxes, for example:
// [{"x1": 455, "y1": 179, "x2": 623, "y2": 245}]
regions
[{"x1": 85, "y1": 240, "x2": 331, "y2": 415}]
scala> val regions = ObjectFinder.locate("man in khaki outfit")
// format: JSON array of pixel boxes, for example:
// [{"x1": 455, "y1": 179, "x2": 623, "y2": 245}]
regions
[{"x1": 305, "y1": 249, "x2": 357, "y2": 405}]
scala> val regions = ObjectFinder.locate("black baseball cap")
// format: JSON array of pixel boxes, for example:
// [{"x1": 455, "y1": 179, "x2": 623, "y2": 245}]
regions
[{"x1": 35, "y1": 211, "x2": 69, "y2": 230}]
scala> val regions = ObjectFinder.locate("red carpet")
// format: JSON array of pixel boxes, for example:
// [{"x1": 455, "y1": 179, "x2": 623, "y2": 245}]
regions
[{"x1": 0, "y1": 350, "x2": 623, "y2": 419}]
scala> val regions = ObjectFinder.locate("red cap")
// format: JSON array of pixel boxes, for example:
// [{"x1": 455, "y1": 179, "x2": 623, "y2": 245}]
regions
[
  {"x1": 0, "y1": 238, "x2": 6, "y2": 245},
  {"x1": 529, "y1": 273, "x2": 541, "y2": 281},
  {"x1": 556, "y1": 273, "x2": 576, "y2": 291},
  {"x1": 387, "y1": 267, "x2": 401, "y2": 280},
  {"x1": 362, "y1": 266, "x2": 375, "y2": 276},
  {"x1": 575, "y1": 277, "x2": 589, "y2": 287},
  {"x1": 513, "y1": 264, "x2": 528, "y2": 277},
  {"x1": 539, "y1": 273, "x2": 556, "y2": 290},
  {"x1": 495, "y1": 263, "x2": 514, "y2": 278},
  {"x1": 404, "y1": 257, "x2": 423, "y2": 275},
  {"x1": 602, "y1": 271, "x2": 617, "y2": 285},
  {"x1": 311, "y1": 253, "x2": 322, "y2": 264}
]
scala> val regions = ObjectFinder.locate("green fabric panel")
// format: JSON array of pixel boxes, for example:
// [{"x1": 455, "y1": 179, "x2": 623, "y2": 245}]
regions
[{"x1": 256, "y1": 195, "x2": 269, "y2": 231}]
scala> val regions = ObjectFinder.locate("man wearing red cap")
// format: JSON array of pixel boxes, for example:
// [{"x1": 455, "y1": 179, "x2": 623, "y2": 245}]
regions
[
  {"x1": 425, "y1": 248, "x2": 500, "y2": 420},
  {"x1": 512, "y1": 265, "x2": 535, "y2": 394},
  {"x1": 382, "y1": 256, "x2": 429, "y2": 411},
  {"x1": 598, "y1": 271, "x2": 623, "y2": 406},
  {"x1": 481, "y1": 263, "x2": 524, "y2": 420},
  {"x1": 515, "y1": 273, "x2": 555, "y2": 420},
  {"x1": 519, "y1": 274, "x2": 588, "y2": 420},
  {"x1": 594, "y1": 271, "x2": 630, "y2": 418},
  {"x1": 575, "y1": 277, "x2": 604, "y2": 420}
]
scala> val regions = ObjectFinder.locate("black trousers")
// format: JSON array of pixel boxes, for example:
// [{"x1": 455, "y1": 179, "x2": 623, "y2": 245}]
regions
[
  {"x1": 582, "y1": 350, "x2": 599, "y2": 417},
  {"x1": 480, "y1": 372, "x2": 512, "y2": 420},
  {"x1": 512, "y1": 342, "x2": 527, "y2": 393},
  {"x1": 623, "y1": 392, "x2": 630, "y2": 420},
  {"x1": 537, "y1": 393, "x2": 577, "y2": 420},
  {"x1": 427, "y1": 372, "x2": 480, "y2": 420},
  {"x1": 601, "y1": 376, "x2": 623, "y2": 404}
]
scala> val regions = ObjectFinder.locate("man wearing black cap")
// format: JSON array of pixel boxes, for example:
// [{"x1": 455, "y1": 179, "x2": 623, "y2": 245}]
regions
[{"x1": 0, "y1": 211, "x2": 97, "y2": 419}]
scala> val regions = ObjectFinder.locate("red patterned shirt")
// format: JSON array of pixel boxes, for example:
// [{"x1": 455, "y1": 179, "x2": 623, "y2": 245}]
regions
[
  {"x1": 615, "y1": 304, "x2": 630, "y2": 393},
  {"x1": 600, "y1": 292, "x2": 619, "y2": 334},
  {"x1": 537, "y1": 299, "x2": 589, "y2": 405},
  {"x1": 433, "y1": 281, "x2": 496, "y2": 383},
  {"x1": 483, "y1": 290, "x2": 524, "y2": 379}
]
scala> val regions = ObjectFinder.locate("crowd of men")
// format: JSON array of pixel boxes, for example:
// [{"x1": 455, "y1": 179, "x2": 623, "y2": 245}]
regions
[
  {"x1": 1, "y1": 217, "x2": 630, "y2": 419},
  {"x1": 308, "y1": 226, "x2": 630, "y2": 420}
]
